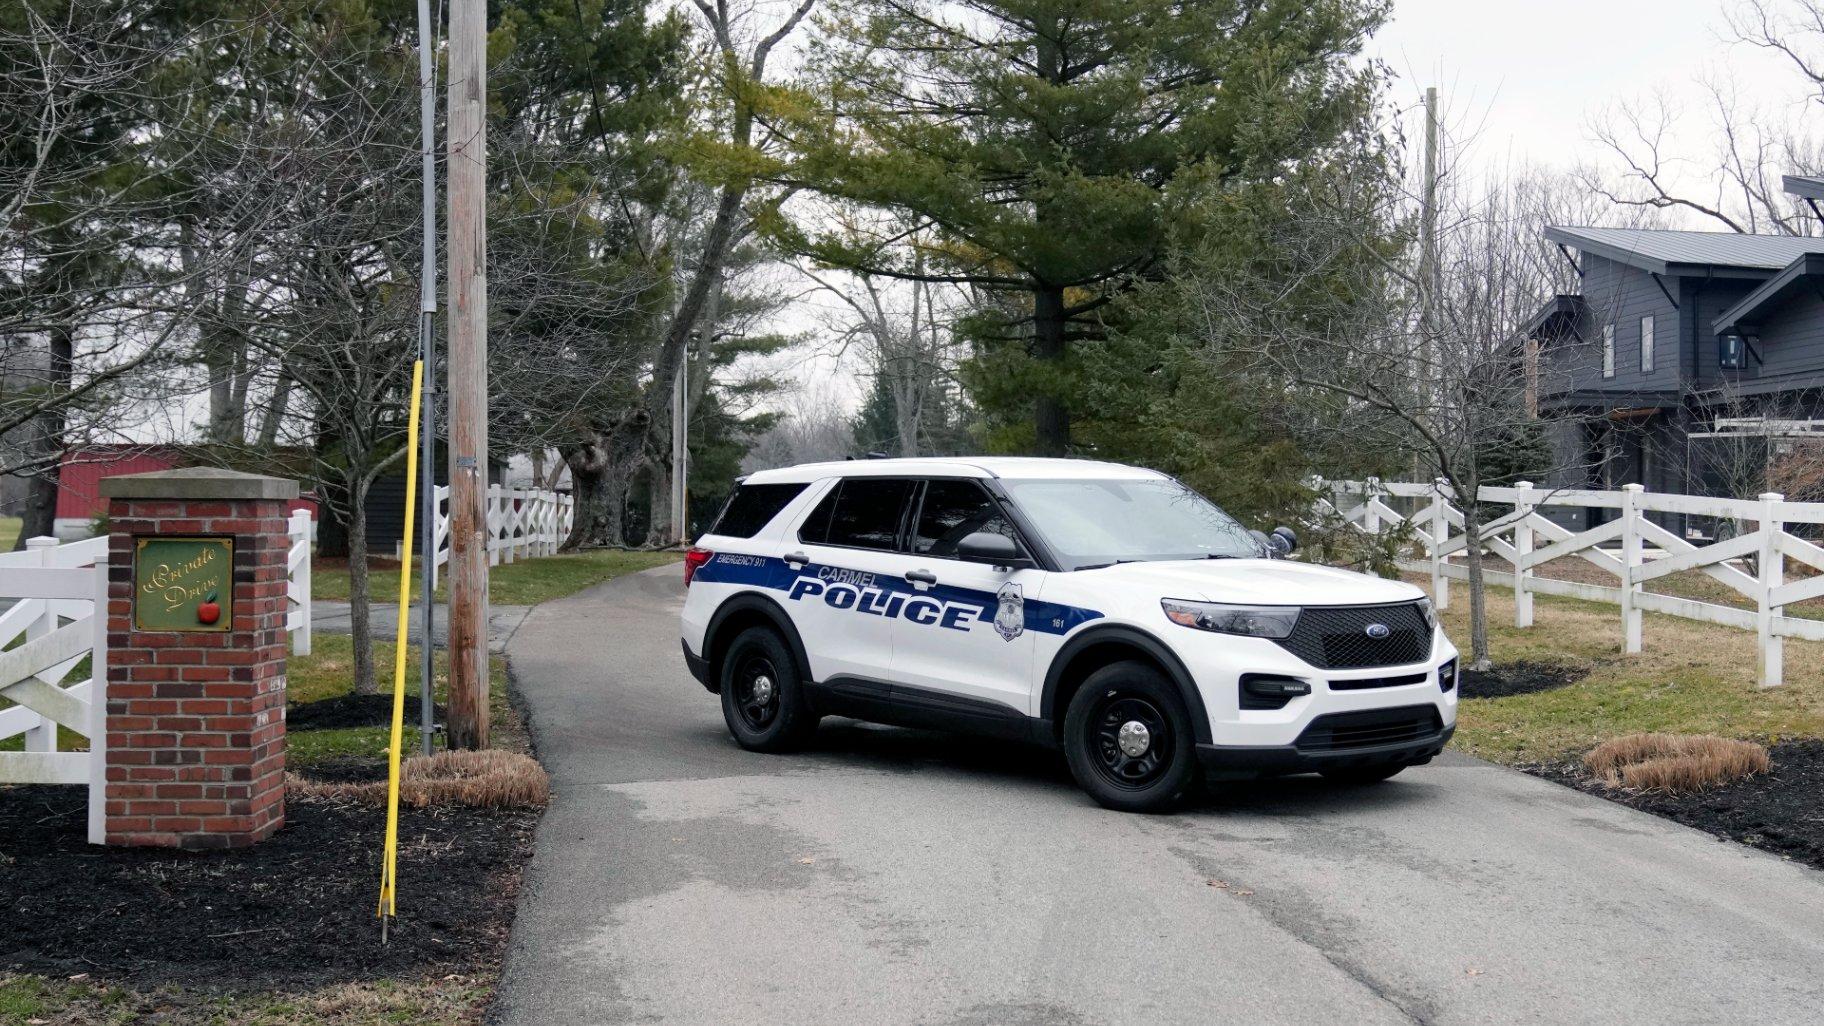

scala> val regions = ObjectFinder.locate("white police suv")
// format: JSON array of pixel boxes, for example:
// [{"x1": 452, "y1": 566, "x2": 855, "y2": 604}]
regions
[{"x1": 680, "y1": 458, "x2": 1458, "y2": 812}]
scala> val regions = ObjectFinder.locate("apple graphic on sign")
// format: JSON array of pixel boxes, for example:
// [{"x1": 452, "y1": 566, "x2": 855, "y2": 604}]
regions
[{"x1": 197, "y1": 589, "x2": 221, "y2": 626}]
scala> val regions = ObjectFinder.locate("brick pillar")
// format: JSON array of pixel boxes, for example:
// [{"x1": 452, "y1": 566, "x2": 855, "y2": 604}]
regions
[{"x1": 99, "y1": 468, "x2": 299, "y2": 848}]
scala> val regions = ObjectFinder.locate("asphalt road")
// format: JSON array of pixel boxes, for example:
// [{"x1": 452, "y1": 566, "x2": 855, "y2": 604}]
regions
[{"x1": 493, "y1": 566, "x2": 1824, "y2": 1025}]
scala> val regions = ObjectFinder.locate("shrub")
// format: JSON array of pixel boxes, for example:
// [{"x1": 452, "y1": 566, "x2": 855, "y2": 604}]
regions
[
  {"x1": 290, "y1": 749, "x2": 550, "y2": 809},
  {"x1": 1583, "y1": 733, "x2": 1770, "y2": 793}
]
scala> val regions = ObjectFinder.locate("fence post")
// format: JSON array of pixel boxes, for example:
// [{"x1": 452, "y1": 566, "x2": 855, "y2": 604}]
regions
[
  {"x1": 1431, "y1": 477, "x2": 1450, "y2": 610},
  {"x1": 289, "y1": 510, "x2": 313, "y2": 657},
  {"x1": 1620, "y1": 483, "x2": 1644, "y2": 654},
  {"x1": 22, "y1": 536, "x2": 58, "y2": 754},
  {"x1": 1364, "y1": 476, "x2": 1382, "y2": 534},
  {"x1": 1758, "y1": 491, "x2": 1785, "y2": 689},
  {"x1": 1514, "y1": 481, "x2": 1535, "y2": 629}
]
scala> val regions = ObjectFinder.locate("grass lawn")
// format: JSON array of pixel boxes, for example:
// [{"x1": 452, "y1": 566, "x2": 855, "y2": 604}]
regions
[
  {"x1": 0, "y1": 515, "x2": 19, "y2": 551},
  {"x1": 286, "y1": 631, "x2": 520, "y2": 769},
  {"x1": 312, "y1": 548, "x2": 678, "y2": 605},
  {"x1": 0, "y1": 966, "x2": 491, "y2": 1024},
  {"x1": 1436, "y1": 578, "x2": 1824, "y2": 765}
]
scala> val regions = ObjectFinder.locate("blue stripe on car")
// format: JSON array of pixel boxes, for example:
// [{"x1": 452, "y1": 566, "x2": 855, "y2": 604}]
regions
[{"x1": 692, "y1": 553, "x2": 1101, "y2": 635}]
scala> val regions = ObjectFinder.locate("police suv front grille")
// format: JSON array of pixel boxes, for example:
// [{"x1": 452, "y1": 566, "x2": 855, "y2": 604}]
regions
[
  {"x1": 1275, "y1": 603, "x2": 1430, "y2": 669},
  {"x1": 1294, "y1": 705, "x2": 1444, "y2": 754}
]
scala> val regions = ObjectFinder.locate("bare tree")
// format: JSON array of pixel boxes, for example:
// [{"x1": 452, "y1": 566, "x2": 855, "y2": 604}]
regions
[
  {"x1": 742, "y1": 375, "x2": 857, "y2": 468},
  {"x1": 561, "y1": 0, "x2": 816, "y2": 549},
  {"x1": 1581, "y1": 0, "x2": 1824, "y2": 235},
  {"x1": 0, "y1": 2, "x2": 242, "y2": 543},
  {"x1": 1183, "y1": 143, "x2": 1619, "y2": 666},
  {"x1": 801, "y1": 255, "x2": 964, "y2": 457}
]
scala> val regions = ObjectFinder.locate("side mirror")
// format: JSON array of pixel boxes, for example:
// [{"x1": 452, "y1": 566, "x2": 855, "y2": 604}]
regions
[
  {"x1": 956, "y1": 531, "x2": 1026, "y2": 567},
  {"x1": 1269, "y1": 526, "x2": 1298, "y2": 557}
]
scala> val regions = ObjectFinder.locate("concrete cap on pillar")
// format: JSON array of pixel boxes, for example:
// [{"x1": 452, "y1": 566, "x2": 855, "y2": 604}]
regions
[{"x1": 98, "y1": 467, "x2": 299, "y2": 501}]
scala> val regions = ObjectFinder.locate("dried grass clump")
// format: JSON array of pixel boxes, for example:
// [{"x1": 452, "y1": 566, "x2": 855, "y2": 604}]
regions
[
  {"x1": 290, "y1": 749, "x2": 550, "y2": 809},
  {"x1": 1583, "y1": 733, "x2": 1770, "y2": 793}
]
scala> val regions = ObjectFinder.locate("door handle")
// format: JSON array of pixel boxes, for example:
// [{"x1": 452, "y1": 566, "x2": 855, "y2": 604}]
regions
[
  {"x1": 904, "y1": 569, "x2": 937, "y2": 586},
  {"x1": 784, "y1": 551, "x2": 808, "y2": 568}
]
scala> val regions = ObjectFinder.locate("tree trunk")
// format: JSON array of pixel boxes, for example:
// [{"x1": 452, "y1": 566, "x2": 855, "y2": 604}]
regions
[
  {"x1": 257, "y1": 370, "x2": 293, "y2": 448},
  {"x1": 560, "y1": 436, "x2": 640, "y2": 549},
  {"x1": 646, "y1": 457, "x2": 673, "y2": 548},
  {"x1": 1033, "y1": 285, "x2": 1070, "y2": 456},
  {"x1": 1461, "y1": 501, "x2": 1491, "y2": 669},
  {"x1": 345, "y1": 475, "x2": 377, "y2": 695},
  {"x1": 14, "y1": 324, "x2": 74, "y2": 546}
]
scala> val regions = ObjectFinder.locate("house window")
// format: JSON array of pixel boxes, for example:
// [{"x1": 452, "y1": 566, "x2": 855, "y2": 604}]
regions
[
  {"x1": 1640, "y1": 315, "x2": 1655, "y2": 373},
  {"x1": 1602, "y1": 324, "x2": 1615, "y2": 378}
]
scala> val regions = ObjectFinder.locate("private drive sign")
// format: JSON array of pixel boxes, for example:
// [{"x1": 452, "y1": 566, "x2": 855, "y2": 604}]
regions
[{"x1": 134, "y1": 536, "x2": 233, "y2": 631}]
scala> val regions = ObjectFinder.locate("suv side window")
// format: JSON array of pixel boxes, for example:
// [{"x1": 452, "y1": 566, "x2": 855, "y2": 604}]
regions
[
  {"x1": 800, "y1": 478, "x2": 916, "y2": 550},
  {"x1": 912, "y1": 479, "x2": 1020, "y2": 558},
  {"x1": 707, "y1": 482, "x2": 807, "y2": 538}
]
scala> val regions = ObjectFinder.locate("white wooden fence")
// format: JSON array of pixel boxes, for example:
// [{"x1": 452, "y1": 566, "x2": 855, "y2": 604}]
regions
[
  {"x1": 419, "y1": 485, "x2": 575, "y2": 588},
  {"x1": 1316, "y1": 478, "x2": 1824, "y2": 688},
  {"x1": 0, "y1": 535, "x2": 109, "y2": 841},
  {"x1": 1, "y1": 524, "x2": 315, "y2": 840}
]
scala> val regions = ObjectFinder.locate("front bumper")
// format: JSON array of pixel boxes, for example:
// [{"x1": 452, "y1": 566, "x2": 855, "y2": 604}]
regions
[
  {"x1": 1168, "y1": 623, "x2": 1459, "y2": 763},
  {"x1": 1197, "y1": 717, "x2": 1455, "y2": 778}
]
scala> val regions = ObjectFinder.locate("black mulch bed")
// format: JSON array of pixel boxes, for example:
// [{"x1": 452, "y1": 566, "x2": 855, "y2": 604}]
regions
[
  {"x1": 287, "y1": 692, "x2": 444, "y2": 731},
  {"x1": 1528, "y1": 739, "x2": 1824, "y2": 871},
  {"x1": 1459, "y1": 660, "x2": 1588, "y2": 699},
  {"x1": 0, "y1": 779, "x2": 537, "y2": 991}
]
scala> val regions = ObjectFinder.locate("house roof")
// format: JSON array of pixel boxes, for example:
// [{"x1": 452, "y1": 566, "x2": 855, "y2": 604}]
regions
[
  {"x1": 1523, "y1": 294, "x2": 1587, "y2": 339},
  {"x1": 1712, "y1": 252, "x2": 1824, "y2": 336},
  {"x1": 1544, "y1": 225, "x2": 1824, "y2": 275},
  {"x1": 1783, "y1": 174, "x2": 1824, "y2": 202}
]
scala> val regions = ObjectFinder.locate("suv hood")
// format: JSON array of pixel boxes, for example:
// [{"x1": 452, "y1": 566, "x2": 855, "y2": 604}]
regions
[{"x1": 1085, "y1": 558, "x2": 1422, "y2": 607}]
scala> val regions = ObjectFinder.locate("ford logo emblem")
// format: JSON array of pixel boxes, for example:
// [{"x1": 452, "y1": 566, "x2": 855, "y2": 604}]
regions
[{"x1": 1364, "y1": 623, "x2": 1391, "y2": 639}]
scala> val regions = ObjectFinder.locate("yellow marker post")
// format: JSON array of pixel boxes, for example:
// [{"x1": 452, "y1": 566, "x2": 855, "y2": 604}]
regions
[{"x1": 378, "y1": 360, "x2": 425, "y2": 937}]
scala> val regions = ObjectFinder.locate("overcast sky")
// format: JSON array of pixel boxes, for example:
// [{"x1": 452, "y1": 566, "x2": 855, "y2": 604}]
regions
[{"x1": 1370, "y1": 0, "x2": 1805, "y2": 190}]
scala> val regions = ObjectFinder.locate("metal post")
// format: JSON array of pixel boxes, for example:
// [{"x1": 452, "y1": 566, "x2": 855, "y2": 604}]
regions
[
  {"x1": 415, "y1": 0, "x2": 438, "y2": 758},
  {"x1": 671, "y1": 332, "x2": 695, "y2": 545}
]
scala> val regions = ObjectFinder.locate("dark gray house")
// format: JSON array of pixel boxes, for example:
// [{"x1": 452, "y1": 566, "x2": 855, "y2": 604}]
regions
[{"x1": 1527, "y1": 180, "x2": 1824, "y2": 529}]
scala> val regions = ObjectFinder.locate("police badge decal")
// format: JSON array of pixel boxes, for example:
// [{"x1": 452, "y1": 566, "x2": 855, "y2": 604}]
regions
[{"x1": 994, "y1": 582, "x2": 1025, "y2": 641}]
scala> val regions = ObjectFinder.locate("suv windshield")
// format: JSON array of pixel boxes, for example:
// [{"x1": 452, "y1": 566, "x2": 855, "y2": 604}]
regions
[{"x1": 1001, "y1": 478, "x2": 1263, "y2": 569}]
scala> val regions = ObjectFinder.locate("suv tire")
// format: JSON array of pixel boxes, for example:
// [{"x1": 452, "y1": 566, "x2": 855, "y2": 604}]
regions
[
  {"x1": 1063, "y1": 661, "x2": 1200, "y2": 813},
  {"x1": 719, "y1": 626, "x2": 819, "y2": 752},
  {"x1": 1320, "y1": 763, "x2": 1406, "y2": 786}
]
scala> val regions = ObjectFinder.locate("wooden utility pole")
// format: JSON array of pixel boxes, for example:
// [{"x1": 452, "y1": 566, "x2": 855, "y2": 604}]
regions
[
  {"x1": 1414, "y1": 86, "x2": 1441, "y2": 483},
  {"x1": 446, "y1": 0, "x2": 489, "y2": 749},
  {"x1": 1418, "y1": 86, "x2": 1440, "y2": 406}
]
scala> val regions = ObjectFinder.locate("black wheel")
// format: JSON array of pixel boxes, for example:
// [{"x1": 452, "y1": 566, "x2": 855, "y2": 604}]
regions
[
  {"x1": 719, "y1": 626, "x2": 818, "y2": 752},
  {"x1": 1320, "y1": 763, "x2": 1406, "y2": 786},
  {"x1": 1063, "y1": 661, "x2": 1200, "y2": 813}
]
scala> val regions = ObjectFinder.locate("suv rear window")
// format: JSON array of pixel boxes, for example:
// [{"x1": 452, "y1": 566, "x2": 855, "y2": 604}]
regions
[
  {"x1": 799, "y1": 478, "x2": 915, "y2": 550},
  {"x1": 707, "y1": 482, "x2": 807, "y2": 538}
]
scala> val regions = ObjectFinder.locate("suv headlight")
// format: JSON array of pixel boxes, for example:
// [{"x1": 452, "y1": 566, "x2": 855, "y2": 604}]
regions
[
  {"x1": 1415, "y1": 597, "x2": 1436, "y2": 631},
  {"x1": 1161, "y1": 599, "x2": 1300, "y2": 639}
]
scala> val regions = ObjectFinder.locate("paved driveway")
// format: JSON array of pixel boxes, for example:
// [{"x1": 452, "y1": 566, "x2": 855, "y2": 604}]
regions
[{"x1": 494, "y1": 566, "x2": 1824, "y2": 1025}]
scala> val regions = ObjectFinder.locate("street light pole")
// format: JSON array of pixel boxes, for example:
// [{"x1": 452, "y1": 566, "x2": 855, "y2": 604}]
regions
[
  {"x1": 446, "y1": 0, "x2": 489, "y2": 749},
  {"x1": 671, "y1": 331, "x2": 698, "y2": 545}
]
